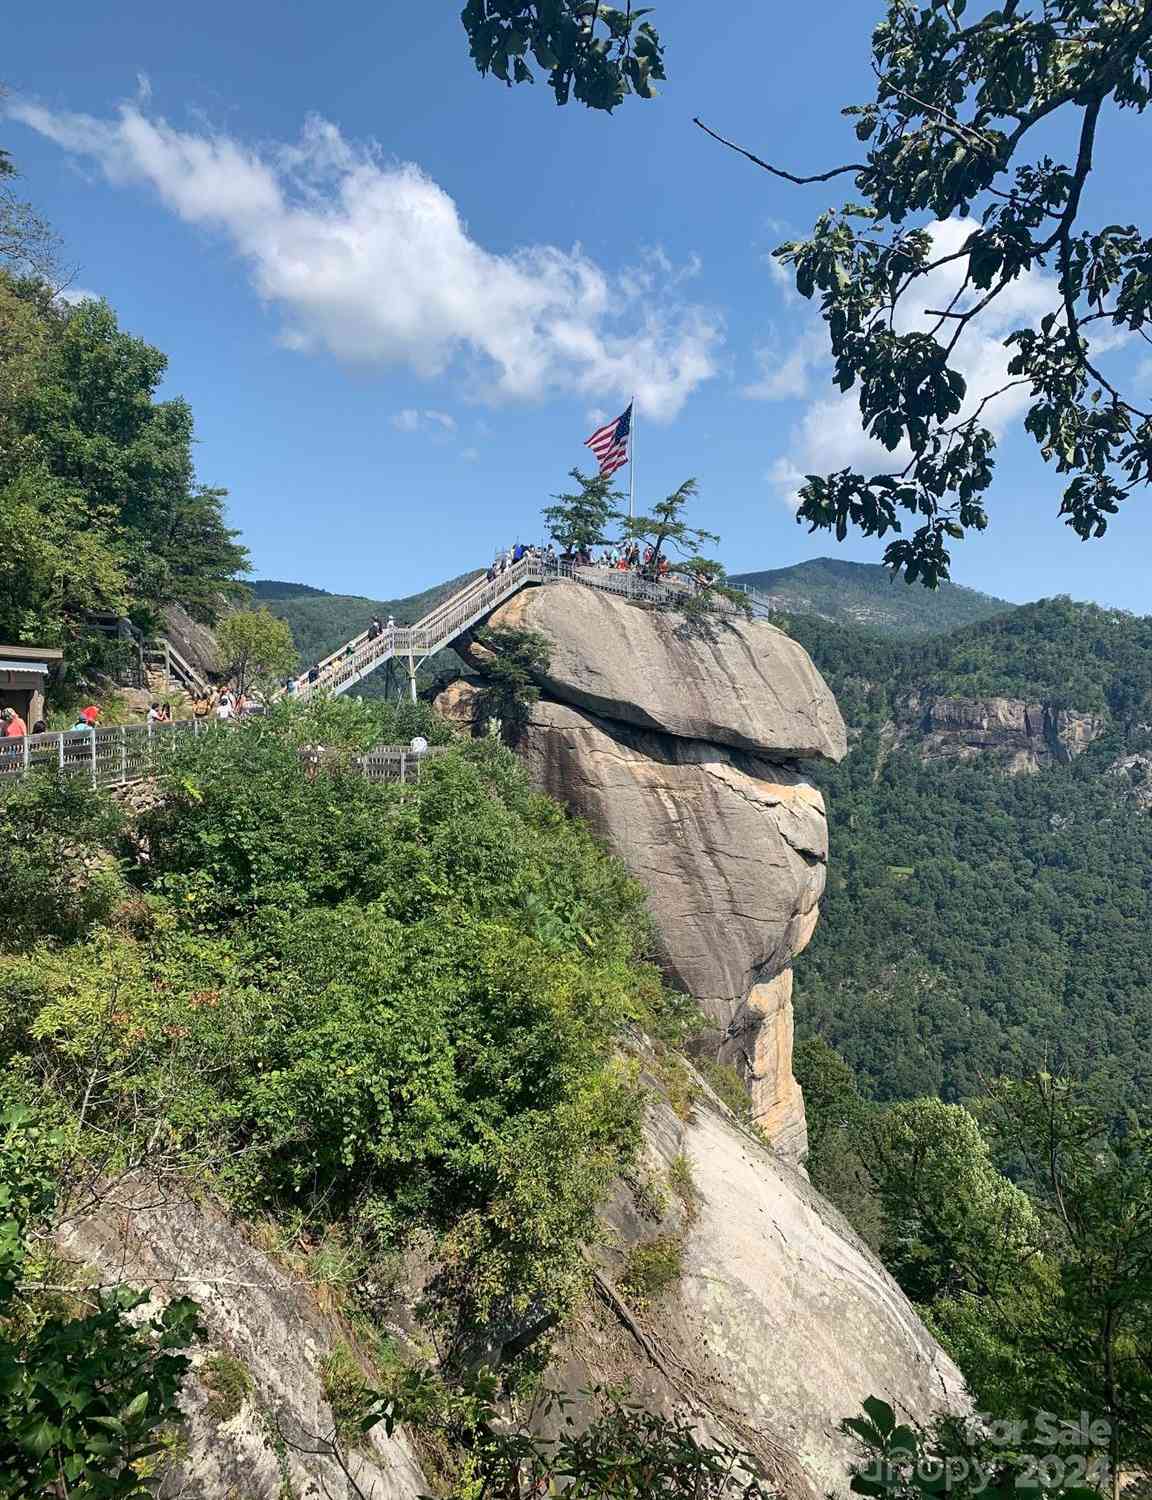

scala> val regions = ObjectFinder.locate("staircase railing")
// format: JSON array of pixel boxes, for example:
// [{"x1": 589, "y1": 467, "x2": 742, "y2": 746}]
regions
[
  {"x1": 291, "y1": 556, "x2": 779, "y2": 703},
  {"x1": 145, "y1": 638, "x2": 212, "y2": 697}
]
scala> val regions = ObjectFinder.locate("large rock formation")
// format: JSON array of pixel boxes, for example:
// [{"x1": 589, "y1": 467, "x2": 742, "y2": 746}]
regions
[
  {"x1": 444, "y1": 581, "x2": 847, "y2": 1162},
  {"x1": 483, "y1": 584, "x2": 846, "y2": 760},
  {"x1": 560, "y1": 1068, "x2": 968, "y2": 1500},
  {"x1": 892, "y1": 692, "x2": 1106, "y2": 772}
]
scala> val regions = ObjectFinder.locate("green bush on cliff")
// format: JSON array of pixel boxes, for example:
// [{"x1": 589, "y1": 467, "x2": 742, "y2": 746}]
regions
[
  {"x1": 0, "y1": 722, "x2": 670, "y2": 1327},
  {"x1": 0, "y1": 772, "x2": 125, "y2": 952}
]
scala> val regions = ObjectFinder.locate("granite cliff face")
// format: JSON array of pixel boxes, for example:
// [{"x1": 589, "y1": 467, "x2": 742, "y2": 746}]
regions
[
  {"x1": 64, "y1": 1186, "x2": 425, "y2": 1499},
  {"x1": 67, "y1": 1066, "x2": 965, "y2": 1500},
  {"x1": 892, "y1": 693, "x2": 1106, "y2": 771},
  {"x1": 445, "y1": 581, "x2": 847, "y2": 1163},
  {"x1": 568, "y1": 1065, "x2": 967, "y2": 1500}
]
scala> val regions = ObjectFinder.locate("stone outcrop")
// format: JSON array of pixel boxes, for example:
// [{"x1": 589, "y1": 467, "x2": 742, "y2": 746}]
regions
[
  {"x1": 468, "y1": 583, "x2": 846, "y2": 762},
  {"x1": 1106, "y1": 751, "x2": 1152, "y2": 811},
  {"x1": 443, "y1": 582, "x2": 847, "y2": 1162},
  {"x1": 554, "y1": 1065, "x2": 967, "y2": 1500},
  {"x1": 893, "y1": 693, "x2": 1106, "y2": 771},
  {"x1": 62, "y1": 1186, "x2": 425, "y2": 1500}
]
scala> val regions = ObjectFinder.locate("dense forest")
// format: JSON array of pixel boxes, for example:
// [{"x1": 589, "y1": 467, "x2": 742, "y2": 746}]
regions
[
  {"x1": 786, "y1": 597, "x2": 1152, "y2": 1112},
  {"x1": 0, "y1": 272, "x2": 249, "y2": 685},
  {"x1": 781, "y1": 596, "x2": 1152, "y2": 718}
]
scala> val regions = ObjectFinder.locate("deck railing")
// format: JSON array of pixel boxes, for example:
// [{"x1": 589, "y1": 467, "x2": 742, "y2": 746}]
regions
[
  {"x1": 0, "y1": 719, "x2": 203, "y2": 790},
  {"x1": 0, "y1": 719, "x2": 444, "y2": 792}
]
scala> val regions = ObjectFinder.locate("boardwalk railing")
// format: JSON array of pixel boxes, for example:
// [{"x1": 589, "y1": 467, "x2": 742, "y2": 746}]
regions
[
  {"x1": 0, "y1": 719, "x2": 445, "y2": 792},
  {"x1": 0, "y1": 719, "x2": 203, "y2": 790}
]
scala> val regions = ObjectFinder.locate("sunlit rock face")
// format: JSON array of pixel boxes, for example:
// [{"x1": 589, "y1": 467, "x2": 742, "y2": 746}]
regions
[
  {"x1": 444, "y1": 582, "x2": 847, "y2": 1162},
  {"x1": 557, "y1": 1069, "x2": 969, "y2": 1500}
]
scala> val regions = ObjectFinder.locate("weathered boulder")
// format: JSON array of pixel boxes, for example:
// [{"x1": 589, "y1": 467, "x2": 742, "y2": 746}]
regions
[
  {"x1": 466, "y1": 583, "x2": 847, "y2": 762},
  {"x1": 552, "y1": 1073, "x2": 967, "y2": 1500}
]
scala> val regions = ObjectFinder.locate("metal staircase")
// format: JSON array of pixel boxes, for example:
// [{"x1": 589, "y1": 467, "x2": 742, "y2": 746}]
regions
[{"x1": 292, "y1": 557, "x2": 778, "y2": 704}]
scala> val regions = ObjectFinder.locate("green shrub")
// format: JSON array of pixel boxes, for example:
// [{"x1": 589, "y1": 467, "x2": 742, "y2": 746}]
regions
[
  {"x1": 472, "y1": 627, "x2": 551, "y2": 743},
  {"x1": 319, "y1": 1344, "x2": 369, "y2": 1445},
  {"x1": 653, "y1": 1054, "x2": 698, "y2": 1122},
  {"x1": 262, "y1": 694, "x2": 455, "y2": 753},
  {"x1": 0, "y1": 772, "x2": 125, "y2": 950},
  {"x1": 628, "y1": 1170, "x2": 668, "y2": 1222},
  {"x1": 201, "y1": 1350, "x2": 253, "y2": 1423},
  {"x1": 620, "y1": 1234, "x2": 685, "y2": 1303},
  {"x1": 3, "y1": 732, "x2": 670, "y2": 1326},
  {"x1": 666, "y1": 1153, "x2": 697, "y2": 1218},
  {"x1": 696, "y1": 1059, "x2": 753, "y2": 1125}
]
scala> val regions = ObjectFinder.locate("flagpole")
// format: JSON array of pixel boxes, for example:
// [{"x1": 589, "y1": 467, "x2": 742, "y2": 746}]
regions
[{"x1": 629, "y1": 394, "x2": 637, "y2": 522}]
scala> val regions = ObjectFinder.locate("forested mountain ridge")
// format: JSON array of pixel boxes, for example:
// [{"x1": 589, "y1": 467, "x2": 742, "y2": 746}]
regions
[
  {"x1": 249, "y1": 572, "x2": 480, "y2": 670},
  {"x1": 253, "y1": 555, "x2": 1015, "y2": 668},
  {"x1": 779, "y1": 596, "x2": 1152, "y2": 721},
  {"x1": 782, "y1": 595, "x2": 1152, "y2": 1116},
  {"x1": 728, "y1": 557, "x2": 1013, "y2": 637}
]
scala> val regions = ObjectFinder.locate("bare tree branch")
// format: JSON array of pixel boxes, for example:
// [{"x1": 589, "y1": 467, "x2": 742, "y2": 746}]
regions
[{"x1": 692, "y1": 117, "x2": 866, "y2": 185}]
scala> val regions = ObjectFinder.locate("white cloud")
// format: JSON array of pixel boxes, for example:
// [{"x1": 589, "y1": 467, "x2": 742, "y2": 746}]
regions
[
  {"x1": 761, "y1": 217, "x2": 1061, "y2": 507},
  {"x1": 744, "y1": 325, "x2": 826, "y2": 401},
  {"x1": 10, "y1": 100, "x2": 720, "y2": 421},
  {"x1": 391, "y1": 408, "x2": 456, "y2": 434}
]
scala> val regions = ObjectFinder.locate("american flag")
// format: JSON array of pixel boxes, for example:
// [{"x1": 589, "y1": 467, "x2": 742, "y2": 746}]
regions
[{"x1": 585, "y1": 404, "x2": 632, "y2": 478}]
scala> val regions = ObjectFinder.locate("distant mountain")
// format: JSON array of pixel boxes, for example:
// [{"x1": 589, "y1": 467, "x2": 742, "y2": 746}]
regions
[
  {"x1": 248, "y1": 580, "x2": 331, "y2": 600},
  {"x1": 252, "y1": 555, "x2": 1015, "y2": 684},
  {"x1": 728, "y1": 557, "x2": 1013, "y2": 637}
]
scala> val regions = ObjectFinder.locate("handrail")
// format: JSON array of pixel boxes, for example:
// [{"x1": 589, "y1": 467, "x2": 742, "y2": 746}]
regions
[
  {"x1": 0, "y1": 719, "x2": 201, "y2": 790},
  {"x1": 0, "y1": 719, "x2": 442, "y2": 791},
  {"x1": 145, "y1": 637, "x2": 212, "y2": 697}
]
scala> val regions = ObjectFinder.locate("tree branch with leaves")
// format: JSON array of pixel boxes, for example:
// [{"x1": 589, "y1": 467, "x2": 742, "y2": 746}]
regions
[
  {"x1": 460, "y1": 1, "x2": 665, "y2": 111},
  {"x1": 695, "y1": 0, "x2": 1152, "y2": 585}
]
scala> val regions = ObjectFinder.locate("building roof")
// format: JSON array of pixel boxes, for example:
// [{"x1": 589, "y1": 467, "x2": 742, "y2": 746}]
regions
[
  {"x1": 0, "y1": 643, "x2": 64, "y2": 662},
  {"x1": 0, "y1": 660, "x2": 50, "y2": 674}
]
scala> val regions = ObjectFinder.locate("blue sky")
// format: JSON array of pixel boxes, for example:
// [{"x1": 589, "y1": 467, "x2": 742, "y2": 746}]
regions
[{"x1": 6, "y1": 2, "x2": 1152, "y2": 610}]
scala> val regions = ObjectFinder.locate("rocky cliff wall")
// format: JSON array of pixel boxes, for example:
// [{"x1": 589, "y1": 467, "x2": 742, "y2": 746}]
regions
[
  {"x1": 891, "y1": 692, "x2": 1106, "y2": 771},
  {"x1": 64, "y1": 1063, "x2": 965, "y2": 1500},
  {"x1": 565, "y1": 1065, "x2": 967, "y2": 1499},
  {"x1": 443, "y1": 581, "x2": 847, "y2": 1162}
]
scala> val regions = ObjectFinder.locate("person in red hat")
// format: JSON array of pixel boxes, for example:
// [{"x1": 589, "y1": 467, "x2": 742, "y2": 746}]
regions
[{"x1": 80, "y1": 706, "x2": 101, "y2": 725}]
